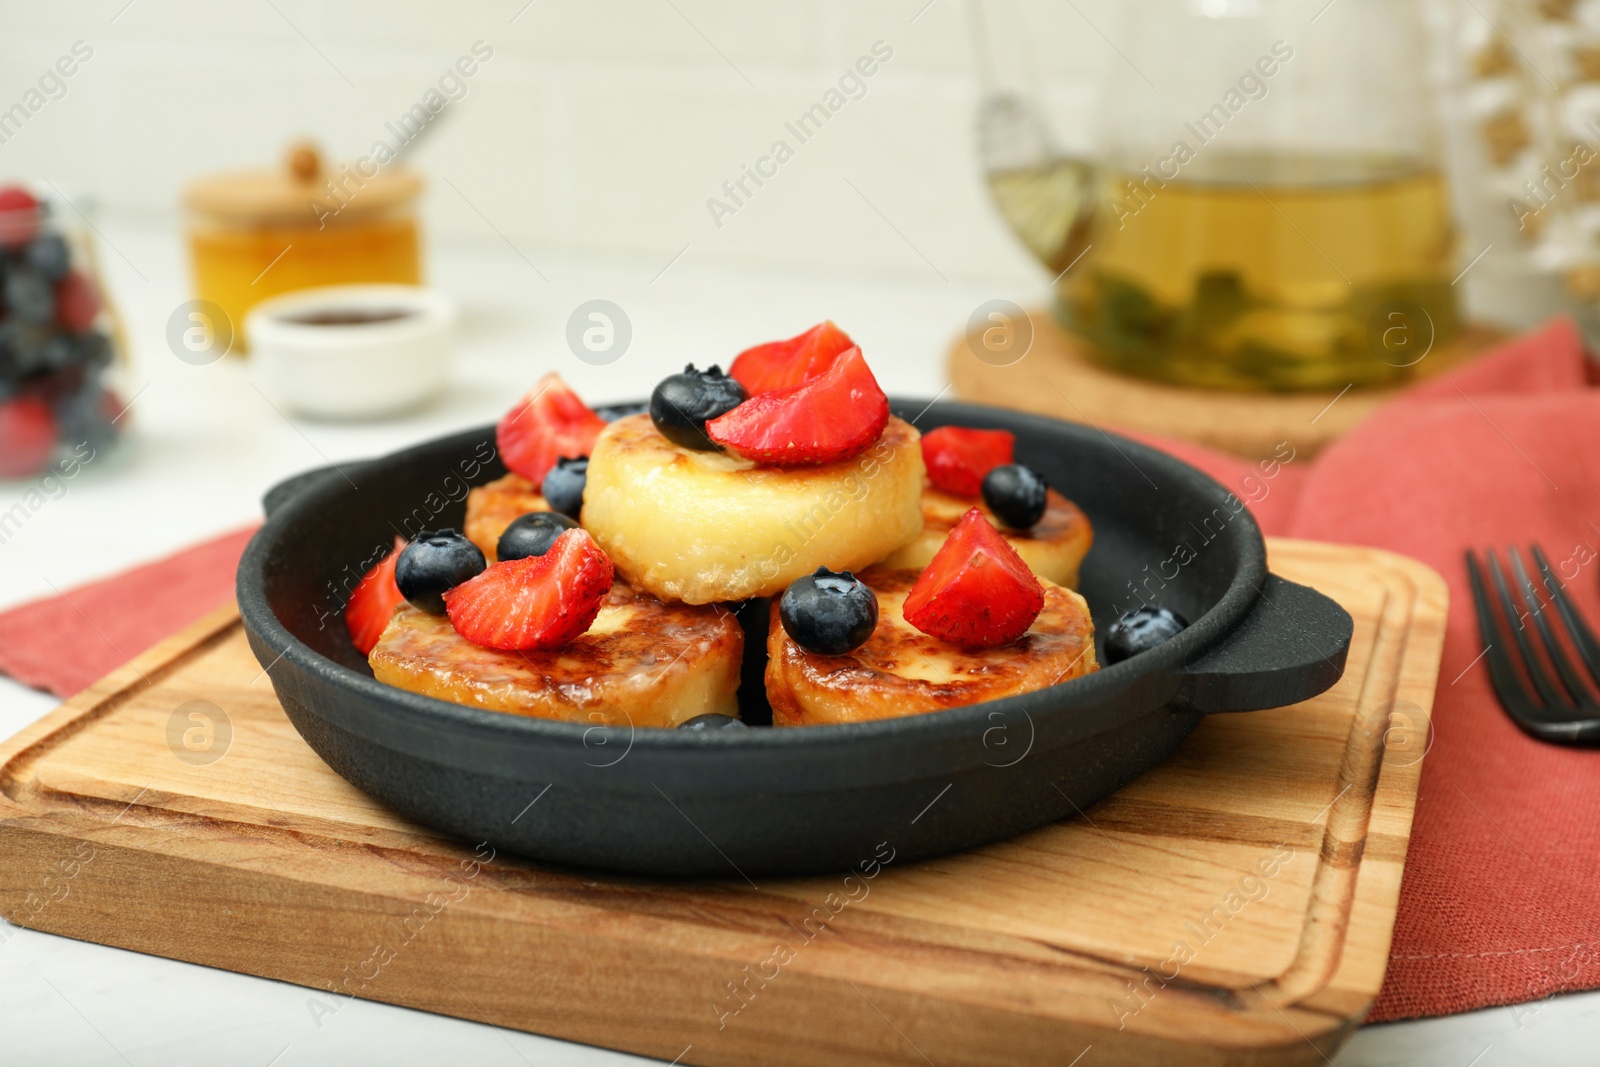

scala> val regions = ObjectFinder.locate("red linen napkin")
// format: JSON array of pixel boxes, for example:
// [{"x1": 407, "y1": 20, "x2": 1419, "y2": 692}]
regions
[
  {"x1": 2, "y1": 322, "x2": 1598, "y2": 1023},
  {"x1": 0, "y1": 526, "x2": 256, "y2": 696}
]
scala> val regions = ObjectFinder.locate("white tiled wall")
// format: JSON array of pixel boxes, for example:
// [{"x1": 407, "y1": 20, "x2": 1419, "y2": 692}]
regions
[{"x1": 0, "y1": 0, "x2": 1119, "y2": 284}]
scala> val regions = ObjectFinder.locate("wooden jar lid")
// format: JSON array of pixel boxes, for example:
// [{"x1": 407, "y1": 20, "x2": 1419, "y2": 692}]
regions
[{"x1": 184, "y1": 140, "x2": 422, "y2": 225}]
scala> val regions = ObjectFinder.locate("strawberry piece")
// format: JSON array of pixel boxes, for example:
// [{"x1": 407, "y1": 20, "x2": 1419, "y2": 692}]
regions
[
  {"x1": 0, "y1": 395, "x2": 56, "y2": 478},
  {"x1": 55, "y1": 271, "x2": 100, "y2": 333},
  {"x1": 729, "y1": 321, "x2": 855, "y2": 395},
  {"x1": 921, "y1": 426, "x2": 1015, "y2": 497},
  {"x1": 706, "y1": 346, "x2": 889, "y2": 467},
  {"x1": 445, "y1": 528, "x2": 614, "y2": 651},
  {"x1": 903, "y1": 508, "x2": 1044, "y2": 648},
  {"x1": 0, "y1": 185, "x2": 40, "y2": 248},
  {"x1": 495, "y1": 373, "x2": 607, "y2": 484},
  {"x1": 346, "y1": 536, "x2": 407, "y2": 655}
]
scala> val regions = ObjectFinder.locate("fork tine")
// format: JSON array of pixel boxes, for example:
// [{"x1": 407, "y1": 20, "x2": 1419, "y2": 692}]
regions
[
  {"x1": 1530, "y1": 544, "x2": 1600, "y2": 690},
  {"x1": 1466, "y1": 549, "x2": 1543, "y2": 719},
  {"x1": 1485, "y1": 549, "x2": 1573, "y2": 711},
  {"x1": 1508, "y1": 546, "x2": 1594, "y2": 707}
]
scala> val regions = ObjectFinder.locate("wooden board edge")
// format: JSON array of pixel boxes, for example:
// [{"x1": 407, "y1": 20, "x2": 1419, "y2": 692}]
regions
[
  {"x1": 0, "y1": 821, "x2": 1357, "y2": 1067},
  {"x1": 1253, "y1": 539, "x2": 1447, "y2": 1028},
  {"x1": 0, "y1": 602, "x2": 243, "y2": 810},
  {"x1": 1308, "y1": 545, "x2": 1449, "y2": 1024}
]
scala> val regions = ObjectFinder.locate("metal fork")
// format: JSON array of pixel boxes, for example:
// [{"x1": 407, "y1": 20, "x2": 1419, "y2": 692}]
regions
[{"x1": 1465, "y1": 545, "x2": 1600, "y2": 744}]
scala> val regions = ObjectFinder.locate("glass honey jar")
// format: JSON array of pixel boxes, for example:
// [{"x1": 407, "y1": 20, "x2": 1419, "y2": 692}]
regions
[{"x1": 184, "y1": 142, "x2": 422, "y2": 351}]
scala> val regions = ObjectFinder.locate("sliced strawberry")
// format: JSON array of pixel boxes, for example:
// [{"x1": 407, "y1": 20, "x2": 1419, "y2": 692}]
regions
[
  {"x1": 903, "y1": 508, "x2": 1044, "y2": 648},
  {"x1": 0, "y1": 396, "x2": 57, "y2": 478},
  {"x1": 706, "y1": 346, "x2": 889, "y2": 467},
  {"x1": 495, "y1": 373, "x2": 607, "y2": 484},
  {"x1": 0, "y1": 185, "x2": 40, "y2": 248},
  {"x1": 346, "y1": 536, "x2": 407, "y2": 655},
  {"x1": 445, "y1": 528, "x2": 613, "y2": 651},
  {"x1": 922, "y1": 426, "x2": 1015, "y2": 498},
  {"x1": 728, "y1": 321, "x2": 855, "y2": 395},
  {"x1": 55, "y1": 271, "x2": 100, "y2": 333}
]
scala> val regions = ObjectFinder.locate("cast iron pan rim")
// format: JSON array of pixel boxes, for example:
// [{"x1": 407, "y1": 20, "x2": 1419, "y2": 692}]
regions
[{"x1": 236, "y1": 399, "x2": 1267, "y2": 751}]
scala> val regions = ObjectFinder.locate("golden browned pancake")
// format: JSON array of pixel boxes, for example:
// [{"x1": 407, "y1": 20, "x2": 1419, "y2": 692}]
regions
[
  {"x1": 878, "y1": 485, "x2": 1093, "y2": 588},
  {"x1": 766, "y1": 566, "x2": 1098, "y2": 726},
  {"x1": 582, "y1": 414, "x2": 926, "y2": 604},
  {"x1": 370, "y1": 583, "x2": 742, "y2": 727},
  {"x1": 464, "y1": 472, "x2": 549, "y2": 563}
]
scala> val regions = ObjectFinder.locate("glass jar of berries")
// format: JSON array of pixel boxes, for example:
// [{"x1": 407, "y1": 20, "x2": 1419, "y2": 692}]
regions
[{"x1": 0, "y1": 183, "x2": 125, "y2": 480}]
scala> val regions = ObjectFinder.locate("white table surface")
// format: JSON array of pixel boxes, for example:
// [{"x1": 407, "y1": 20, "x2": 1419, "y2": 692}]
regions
[{"x1": 1, "y1": 218, "x2": 1592, "y2": 1066}]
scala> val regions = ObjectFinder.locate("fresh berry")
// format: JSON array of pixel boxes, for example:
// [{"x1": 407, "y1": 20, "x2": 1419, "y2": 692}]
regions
[
  {"x1": 678, "y1": 713, "x2": 749, "y2": 731},
  {"x1": 0, "y1": 322, "x2": 45, "y2": 377},
  {"x1": 922, "y1": 426, "x2": 1015, "y2": 497},
  {"x1": 74, "y1": 332, "x2": 113, "y2": 374},
  {"x1": 1104, "y1": 606, "x2": 1189, "y2": 665},
  {"x1": 445, "y1": 528, "x2": 614, "y2": 651},
  {"x1": 36, "y1": 335, "x2": 78, "y2": 374},
  {"x1": 982, "y1": 463, "x2": 1049, "y2": 529},
  {"x1": 903, "y1": 508, "x2": 1044, "y2": 648},
  {"x1": 395, "y1": 529, "x2": 487, "y2": 614},
  {"x1": 0, "y1": 395, "x2": 56, "y2": 478},
  {"x1": 497, "y1": 510, "x2": 578, "y2": 561},
  {"x1": 495, "y1": 373, "x2": 607, "y2": 484},
  {"x1": 55, "y1": 271, "x2": 100, "y2": 333},
  {"x1": 706, "y1": 346, "x2": 889, "y2": 467},
  {"x1": 4, "y1": 266, "x2": 55, "y2": 324},
  {"x1": 345, "y1": 537, "x2": 407, "y2": 655},
  {"x1": 0, "y1": 186, "x2": 41, "y2": 248},
  {"x1": 780, "y1": 567, "x2": 879, "y2": 656},
  {"x1": 55, "y1": 385, "x2": 119, "y2": 453},
  {"x1": 649, "y1": 364, "x2": 745, "y2": 450},
  {"x1": 541, "y1": 455, "x2": 588, "y2": 518},
  {"x1": 729, "y1": 320, "x2": 856, "y2": 395},
  {"x1": 24, "y1": 233, "x2": 71, "y2": 280}
]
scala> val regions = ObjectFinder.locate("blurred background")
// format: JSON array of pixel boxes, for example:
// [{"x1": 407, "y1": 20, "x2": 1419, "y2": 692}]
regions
[
  {"x1": 0, "y1": 1, "x2": 1052, "y2": 280},
  {"x1": 9, "y1": 0, "x2": 1597, "y2": 623}
]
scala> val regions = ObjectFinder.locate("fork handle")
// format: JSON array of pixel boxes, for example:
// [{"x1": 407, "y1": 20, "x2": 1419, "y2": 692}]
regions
[{"x1": 1177, "y1": 574, "x2": 1353, "y2": 714}]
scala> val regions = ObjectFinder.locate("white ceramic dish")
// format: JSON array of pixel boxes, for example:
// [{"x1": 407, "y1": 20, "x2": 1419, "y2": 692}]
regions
[{"x1": 246, "y1": 285, "x2": 456, "y2": 420}]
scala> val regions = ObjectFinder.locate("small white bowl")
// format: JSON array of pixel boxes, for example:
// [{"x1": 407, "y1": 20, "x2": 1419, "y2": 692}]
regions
[{"x1": 246, "y1": 285, "x2": 456, "y2": 420}]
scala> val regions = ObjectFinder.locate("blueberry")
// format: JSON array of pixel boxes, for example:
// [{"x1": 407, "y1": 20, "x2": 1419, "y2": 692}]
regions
[
  {"x1": 594, "y1": 401, "x2": 647, "y2": 422},
  {"x1": 395, "y1": 529, "x2": 486, "y2": 614},
  {"x1": 36, "y1": 334, "x2": 79, "y2": 374},
  {"x1": 0, "y1": 323, "x2": 25, "y2": 383},
  {"x1": 3, "y1": 266, "x2": 54, "y2": 324},
  {"x1": 55, "y1": 385, "x2": 117, "y2": 453},
  {"x1": 74, "y1": 331, "x2": 113, "y2": 374},
  {"x1": 541, "y1": 455, "x2": 588, "y2": 519},
  {"x1": 677, "y1": 713, "x2": 748, "y2": 731},
  {"x1": 496, "y1": 510, "x2": 578, "y2": 562},
  {"x1": 23, "y1": 233, "x2": 70, "y2": 280},
  {"x1": 982, "y1": 463, "x2": 1049, "y2": 529},
  {"x1": 4, "y1": 324, "x2": 54, "y2": 377},
  {"x1": 650, "y1": 364, "x2": 745, "y2": 450},
  {"x1": 1103, "y1": 606, "x2": 1189, "y2": 664},
  {"x1": 779, "y1": 567, "x2": 879, "y2": 656}
]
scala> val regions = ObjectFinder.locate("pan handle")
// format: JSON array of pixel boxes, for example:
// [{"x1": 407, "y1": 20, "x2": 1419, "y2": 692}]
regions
[
  {"x1": 1176, "y1": 574, "x2": 1353, "y2": 714},
  {"x1": 262, "y1": 463, "x2": 369, "y2": 518}
]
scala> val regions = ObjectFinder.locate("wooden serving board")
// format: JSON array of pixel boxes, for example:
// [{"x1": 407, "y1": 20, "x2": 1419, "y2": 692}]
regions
[
  {"x1": 948, "y1": 311, "x2": 1506, "y2": 459},
  {"x1": 0, "y1": 539, "x2": 1446, "y2": 1067}
]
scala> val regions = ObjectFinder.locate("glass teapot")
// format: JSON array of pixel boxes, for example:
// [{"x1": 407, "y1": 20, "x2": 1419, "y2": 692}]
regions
[{"x1": 973, "y1": 0, "x2": 1461, "y2": 391}]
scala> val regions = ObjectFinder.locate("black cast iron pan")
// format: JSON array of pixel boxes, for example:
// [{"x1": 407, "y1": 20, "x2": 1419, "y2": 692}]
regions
[{"x1": 237, "y1": 400, "x2": 1352, "y2": 878}]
